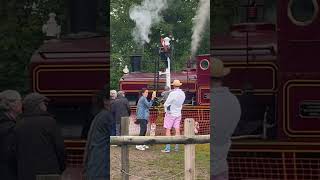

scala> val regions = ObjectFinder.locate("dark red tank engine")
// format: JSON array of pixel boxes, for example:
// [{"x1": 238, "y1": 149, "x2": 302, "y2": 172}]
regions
[
  {"x1": 119, "y1": 54, "x2": 210, "y2": 106},
  {"x1": 29, "y1": 37, "x2": 109, "y2": 138},
  {"x1": 211, "y1": 0, "x2": 320, "y2": 140}
]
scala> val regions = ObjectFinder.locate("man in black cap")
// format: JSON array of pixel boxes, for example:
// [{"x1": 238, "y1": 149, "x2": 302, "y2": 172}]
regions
[{"x1": 15, "y1": 93, "x2": 65, "y2": 180}]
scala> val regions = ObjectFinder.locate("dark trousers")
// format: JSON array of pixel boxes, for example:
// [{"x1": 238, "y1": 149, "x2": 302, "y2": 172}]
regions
[
  {"x1": 138, "y1": 119, "x2": 147, "y2": 136},
  {"x1": 116, "y1": 123, "x2": 121, "y2": 136},
  {"x1": 111, "y1": 121, "x2": 116, "y2": 136}
]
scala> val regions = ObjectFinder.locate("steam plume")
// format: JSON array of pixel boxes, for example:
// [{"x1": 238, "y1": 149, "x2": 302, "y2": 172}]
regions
[
  {"x1": 129, "y1": 0, "x2": 168, "y2": 46},
  {"x1": 191, "y1": 0, "x2": 210, "y2": 57}
]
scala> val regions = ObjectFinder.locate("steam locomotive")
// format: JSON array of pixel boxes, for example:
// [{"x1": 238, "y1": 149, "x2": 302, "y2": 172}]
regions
[{"x1": 119, "y1": 54, "x2": 210, "y2": 106}]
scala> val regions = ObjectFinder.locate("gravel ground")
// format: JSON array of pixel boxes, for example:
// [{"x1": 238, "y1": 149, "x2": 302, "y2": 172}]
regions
[{"x1": 111, "y1": 144, "x2": 210, "y2": 180}]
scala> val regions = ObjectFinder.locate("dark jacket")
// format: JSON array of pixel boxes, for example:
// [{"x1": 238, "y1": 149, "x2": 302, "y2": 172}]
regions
[
  {"x1": 0, "y1": 112, "x2": 17, "y2": 180},
  {"x1": 161, "y1": 90, "x2": 171, "y2": 102},
  {"x1": 111, "y1": 97, "x2": 131, "y2": 124},
  {"x1": 15, "y1": 112, "x2": 66, "y2": 180},
  {"x1": 83, "y1": 110, "x2": 111, "y2": 179}
]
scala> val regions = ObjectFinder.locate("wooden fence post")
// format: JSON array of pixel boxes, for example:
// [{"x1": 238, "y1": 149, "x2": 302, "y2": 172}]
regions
[
  {"x1": 121, "y1": 117, "x2": 130, "y2": 180},
  {"x1": 184, "y1": 118, "x2": 195, "y2": 180}
]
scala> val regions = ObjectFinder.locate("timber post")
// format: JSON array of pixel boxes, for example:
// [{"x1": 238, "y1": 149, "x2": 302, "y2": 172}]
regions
[
  {"x1": 121, "y1": 117, "x2": 130, "y2": 180},
  {"x1": 184, "y1": 118, "x2": 196, "y2": 180}
]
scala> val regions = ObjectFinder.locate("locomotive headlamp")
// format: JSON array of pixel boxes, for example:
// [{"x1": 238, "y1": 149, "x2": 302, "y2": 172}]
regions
[
  {"x1": 42, "y1": 12, "x2": 61, "y2": 39},
  {"x1": 123, "y1": 65, "x2": 129, "y2": 74}
]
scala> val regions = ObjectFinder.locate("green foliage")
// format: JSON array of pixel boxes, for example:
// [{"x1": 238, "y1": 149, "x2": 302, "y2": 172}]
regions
[
  {"x1": 0, "y1": 0, "x2": 67, "y2": 94},
  {"x1": 110, "y1": 0, "x2": 210, "y2": 90},
  {"x1": 211, "y1": 0, "x2": 240, "y2": 35}
]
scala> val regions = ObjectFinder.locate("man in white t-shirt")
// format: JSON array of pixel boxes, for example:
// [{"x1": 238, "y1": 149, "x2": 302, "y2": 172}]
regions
[{"x1": 161, "y1": 80, "x2": 185, "y2": 153}]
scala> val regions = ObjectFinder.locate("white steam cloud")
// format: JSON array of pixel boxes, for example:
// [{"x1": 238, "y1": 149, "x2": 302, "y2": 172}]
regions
[
  {"x1": 129, "y1": 0, "x2": 168, "y2": 46},
  {"x1": 191, "y1": 0, "x2": 210, "y2": 57}
]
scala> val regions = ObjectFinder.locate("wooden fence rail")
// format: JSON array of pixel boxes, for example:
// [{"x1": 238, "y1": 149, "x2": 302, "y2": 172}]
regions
[
  {"x1": 110, "y1": 117, "x2": 210, "y2": 180},
  {"x1": 110, "y1": 135, "x2": 210, "y2": 145}
]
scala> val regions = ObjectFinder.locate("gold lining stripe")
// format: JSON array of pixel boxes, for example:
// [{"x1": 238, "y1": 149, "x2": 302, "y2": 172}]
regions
[
  {"x1": 32, "y1": 64, "x2": 109, "y2": 95},
  {"x1": 283, "y1": 80, "x2": 320, "y2": 137}
]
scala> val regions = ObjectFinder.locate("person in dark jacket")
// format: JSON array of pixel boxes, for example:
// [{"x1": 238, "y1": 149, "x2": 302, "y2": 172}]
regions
[
  {"x1": 110, "y1": 90, "x2": 117, "y2": 136},
  {"x1": 161, "y1": 86, "x2": 171, "y2": 102},
  {"x1": 83, "y1": 91, "x2": 112, "y2": 180},
  {"x1": 15, "y1": 93, "x2": 66, "y2": 180},
  {"x1": 111, "y1": 91, "x2": 131, "y2": 136},
  {"x1": 0, "y1": 90, "x2": 22, "y2": 180}
]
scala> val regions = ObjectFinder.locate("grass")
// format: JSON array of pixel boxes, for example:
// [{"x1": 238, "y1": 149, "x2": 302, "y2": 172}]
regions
[
  {"x1": 156, "y1": 144, "x2": 210, "y2": 179},
  {"x1": 111, "y1": 144, "x2": 210, "y2": 179}
]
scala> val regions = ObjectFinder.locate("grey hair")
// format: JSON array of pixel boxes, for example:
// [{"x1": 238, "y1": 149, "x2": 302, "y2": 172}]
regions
[
  {"x1": 110, "y1": 90, "x2": 117, "y2": 95},
  {"x1": 0, "y1": 90, "x2": 21, "y2": 111},
  {"x1": 117, "y1": 91, "x2": 125, "y2": 97}
]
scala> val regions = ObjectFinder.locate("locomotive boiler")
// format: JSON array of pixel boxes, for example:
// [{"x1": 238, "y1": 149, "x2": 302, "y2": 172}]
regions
[{"x1": 119, "y1": 54, "x2": 210, "y2": 106}]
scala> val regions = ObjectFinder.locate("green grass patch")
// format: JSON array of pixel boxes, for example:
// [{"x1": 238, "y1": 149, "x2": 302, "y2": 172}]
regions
[{"x1": 150, "y1": 144, "x2": 210, "y2": 179}]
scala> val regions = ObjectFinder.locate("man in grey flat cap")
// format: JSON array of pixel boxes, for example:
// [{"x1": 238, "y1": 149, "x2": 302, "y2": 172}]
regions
[
  {"x1": 15, "y1": 93, "x2": 65, "y2": 180},
  {"x1": 111, "y1": 91, "x2": 131, "y2": 136}
]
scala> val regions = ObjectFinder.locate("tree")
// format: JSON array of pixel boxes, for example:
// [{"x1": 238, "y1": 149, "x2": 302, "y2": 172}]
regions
[{"x1": 0, "y1": 0, "x2": 67, "y2": 94}]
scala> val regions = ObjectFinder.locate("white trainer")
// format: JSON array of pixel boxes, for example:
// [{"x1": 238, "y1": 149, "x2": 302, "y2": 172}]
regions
[
  {"x1": 143, "y1": 145, "x2": 149, "y2": 149},
  {"x1": 136, "y1": 145, "x2": 145, "y2": 151}
]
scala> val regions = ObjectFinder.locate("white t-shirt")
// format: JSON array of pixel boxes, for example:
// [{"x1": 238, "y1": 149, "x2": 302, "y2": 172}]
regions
[{"x1": 164, "y1": 88, "x2": 185, "y2": 117}]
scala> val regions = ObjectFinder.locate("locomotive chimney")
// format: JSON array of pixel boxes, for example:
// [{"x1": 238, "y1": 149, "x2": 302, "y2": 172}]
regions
[
  {"x1": 130, "y1": 55, "x2": 142, "y2": 72},
  {"x1": 69, "y1": 0, "x2": 97, "y2": 33}
]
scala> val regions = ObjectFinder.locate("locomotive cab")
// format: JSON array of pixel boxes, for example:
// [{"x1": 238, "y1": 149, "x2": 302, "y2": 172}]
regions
[{"x1": 211, "y1": 0, "x2": 278, "y2": 138}]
